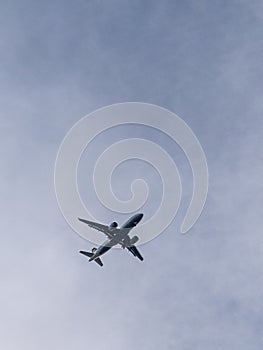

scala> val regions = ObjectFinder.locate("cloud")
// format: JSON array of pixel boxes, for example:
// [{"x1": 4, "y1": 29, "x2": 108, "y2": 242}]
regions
[{"x1": 1, "y1": 0, "x2": 263, "y2": 349}]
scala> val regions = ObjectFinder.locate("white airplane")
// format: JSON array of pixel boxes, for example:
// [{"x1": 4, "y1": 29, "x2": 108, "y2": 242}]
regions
[{"x1": 78, "y1": 213, "x2": 144, "y2": 267}]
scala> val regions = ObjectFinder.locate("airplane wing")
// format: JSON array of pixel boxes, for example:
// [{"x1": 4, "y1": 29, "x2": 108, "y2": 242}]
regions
[
  {"x1": 127, "y1": 245, "x2": 144, "y2": 261},
  {"x1": 78, "y1": 218, "x2": 117, "y2": 239}
]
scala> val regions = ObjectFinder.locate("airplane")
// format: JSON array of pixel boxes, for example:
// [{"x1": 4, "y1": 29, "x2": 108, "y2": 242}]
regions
[{"x1": 78, "y1": 213, "x2": 144, "y2": 267}]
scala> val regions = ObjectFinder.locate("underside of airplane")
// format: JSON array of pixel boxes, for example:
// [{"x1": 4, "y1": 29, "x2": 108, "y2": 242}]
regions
[{"x1": 78, "y1": 213, "x2": 144, "y2": 267}]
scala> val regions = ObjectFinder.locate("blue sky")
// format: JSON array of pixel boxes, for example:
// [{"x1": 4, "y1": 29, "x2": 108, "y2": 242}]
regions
[{"x1": 1, "y1": 1, "x2": 263, "y2": 349}]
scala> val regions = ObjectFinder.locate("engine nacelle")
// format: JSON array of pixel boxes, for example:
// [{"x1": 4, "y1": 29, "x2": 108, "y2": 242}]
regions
[
  {"x1": 130, "y1": 235, "x2": 139, "y2": 245},
  {"x1": 109, "y1": 221, "x2": 118, "y2": 231}
]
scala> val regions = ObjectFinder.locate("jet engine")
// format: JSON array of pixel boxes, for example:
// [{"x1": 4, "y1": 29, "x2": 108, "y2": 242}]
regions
[
  {"x1": 129, "y1": 235, "x2": 139, "y2": 245},
  {"x1": 109, "y1": 221, "x2": 118, "y2": 231}
]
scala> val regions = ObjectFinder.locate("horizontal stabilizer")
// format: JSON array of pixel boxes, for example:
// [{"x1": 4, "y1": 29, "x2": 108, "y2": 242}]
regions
[
  {"x1": 79, "y1": 250, "x2": 93, "y2": 258},
  {"x1": 79, "y1": 251, "x2": 103, "y2": 267},
  {"x1": 94, "y1": 257, "x2": 103, "y2": 267}
]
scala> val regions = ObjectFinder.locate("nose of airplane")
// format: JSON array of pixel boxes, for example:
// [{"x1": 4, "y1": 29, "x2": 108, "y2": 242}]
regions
[{"x1": 136, "y1": 213, "x2": 144, "y2": 222}]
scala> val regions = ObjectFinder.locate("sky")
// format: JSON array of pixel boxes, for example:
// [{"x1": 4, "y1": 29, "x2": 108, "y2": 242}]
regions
[{"x1": 1, "y1": 0, "x2": 263, "y2": 349}]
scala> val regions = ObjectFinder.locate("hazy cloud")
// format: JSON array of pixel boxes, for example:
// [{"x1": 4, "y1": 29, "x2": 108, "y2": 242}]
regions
[{"x1": 1, "y1": 1, "x2": 263, "y2": 349}]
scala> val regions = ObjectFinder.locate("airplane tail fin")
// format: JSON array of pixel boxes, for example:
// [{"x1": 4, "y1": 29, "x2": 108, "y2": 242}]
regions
[{"x1": 79, "y1": 251, "x2": 103, "y2": 267}]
